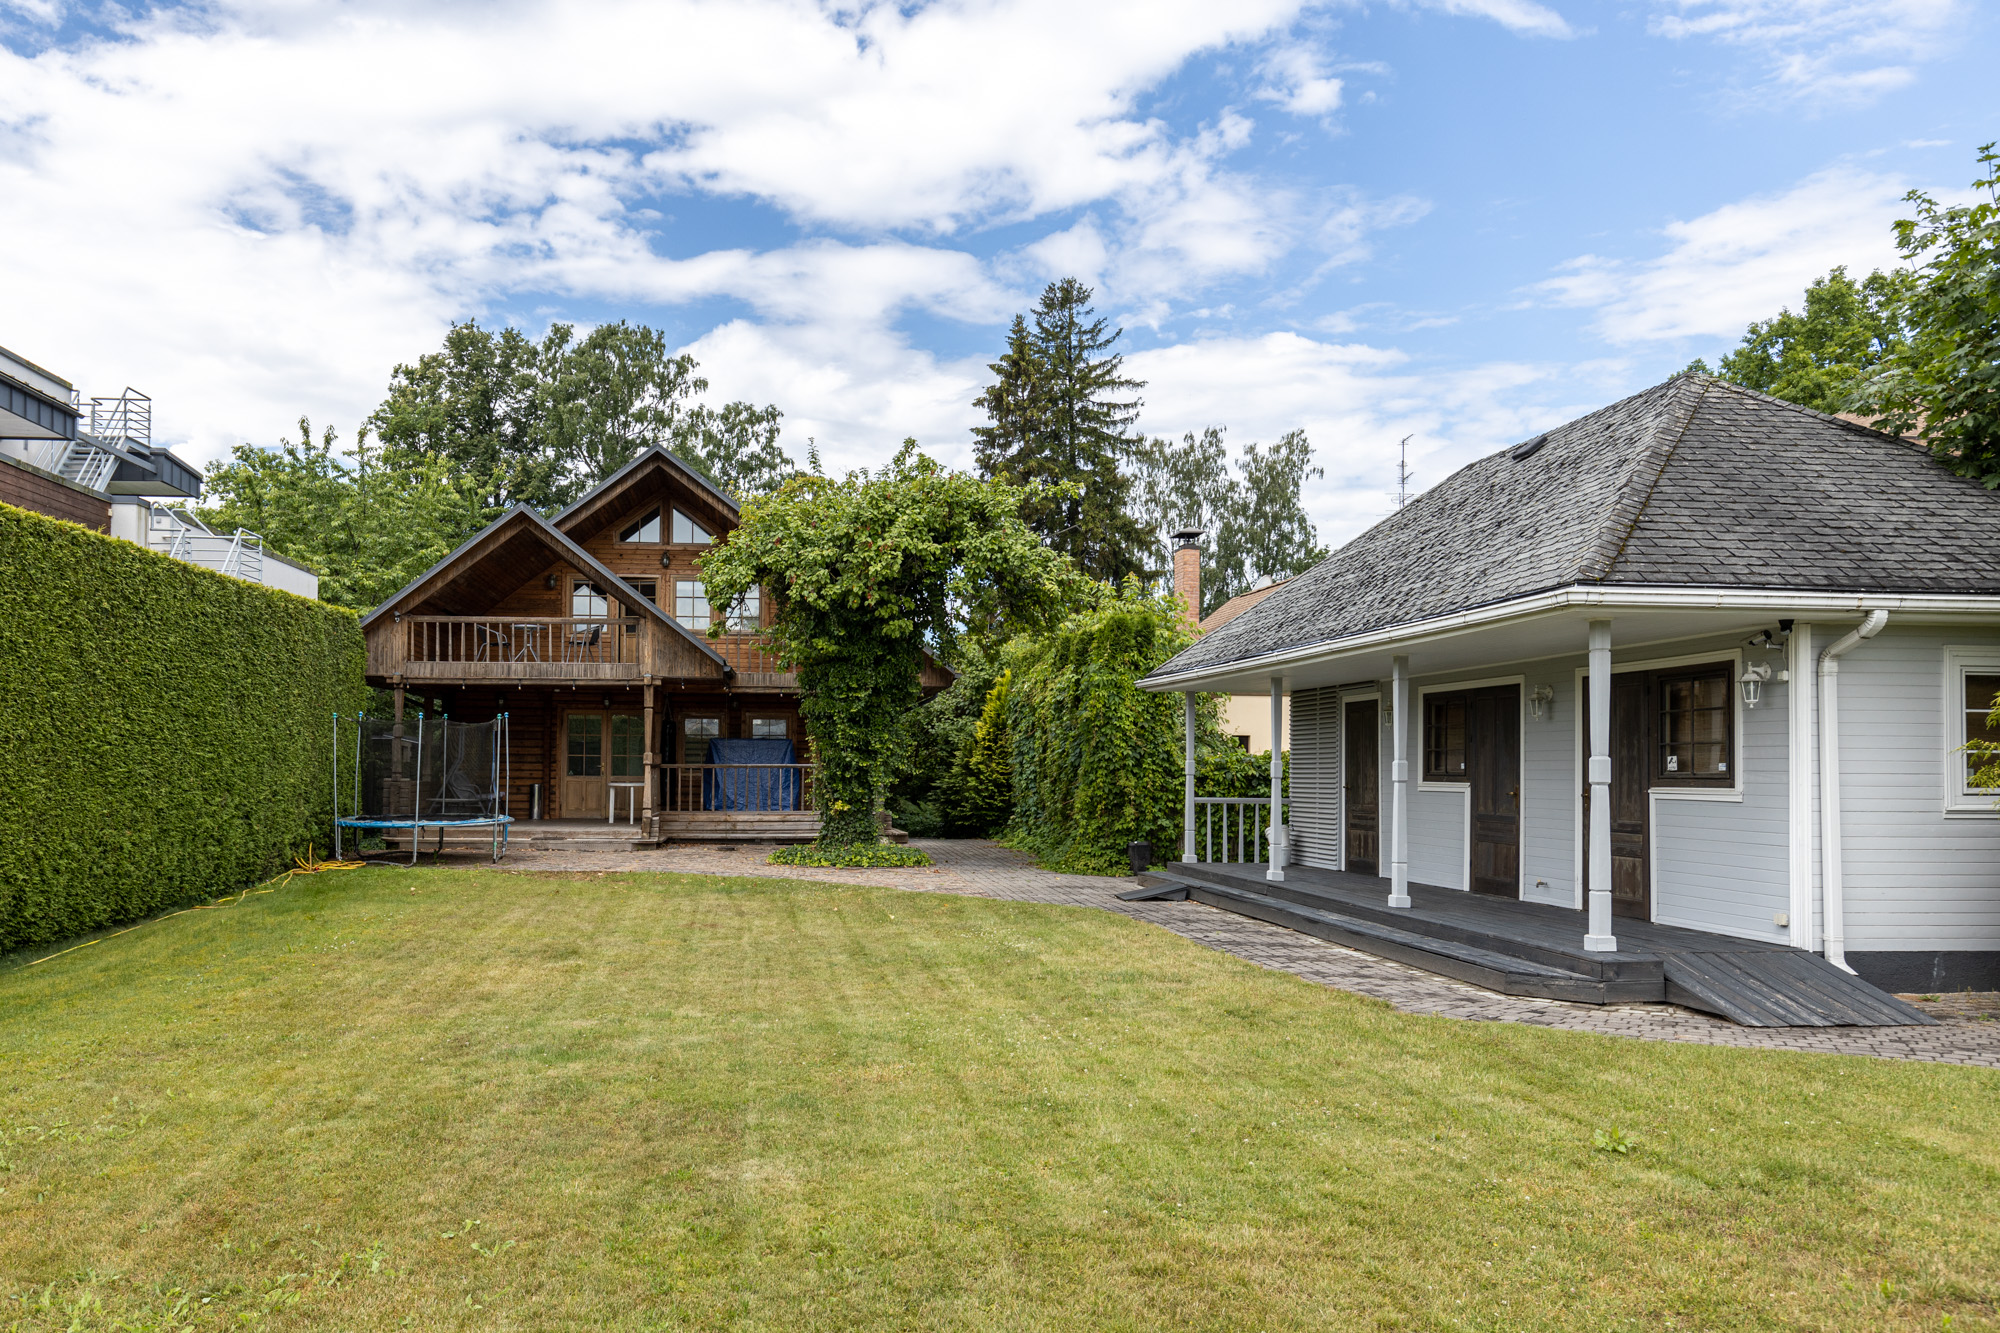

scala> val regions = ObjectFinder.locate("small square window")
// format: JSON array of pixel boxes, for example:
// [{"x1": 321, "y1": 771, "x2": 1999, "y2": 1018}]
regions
[
  {"x1": 1422, "y1": 694, "x2": 1467, "y2": 782},
  {"x1": 1657, "y1": 667, "x2": 1731, "y2": 782},
  {"x1": 672, "y1": 509, "x2": 712, "y2": 545},
  {"x1": 750, "y1": 717, "x2": 788, "y2": 739},
  {"x1": 619, "y1": 509, "x2": 662, "y2": 543}
]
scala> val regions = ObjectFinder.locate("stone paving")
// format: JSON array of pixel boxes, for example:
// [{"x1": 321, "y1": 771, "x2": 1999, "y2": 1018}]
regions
[{"x1": 473, "y1": 836, "x2": 2000, "y2": 1069}]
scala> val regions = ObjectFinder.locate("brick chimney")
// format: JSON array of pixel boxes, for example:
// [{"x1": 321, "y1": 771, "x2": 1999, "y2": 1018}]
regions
[{"x1": 1172, "y1": 529, "x2": 1203, "y2": 623}]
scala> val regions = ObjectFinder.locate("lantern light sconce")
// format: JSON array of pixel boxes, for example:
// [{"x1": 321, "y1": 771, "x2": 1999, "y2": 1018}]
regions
[
  {"x1": 1740, "y1": 660, "x2": 1774, "y2": 708},
  {"x1": 544, "y1": 571, "x2": 558, "y2": 590},
  {"x1": 1528, "y1": 684, "x2": 1555, "y2": 720}
]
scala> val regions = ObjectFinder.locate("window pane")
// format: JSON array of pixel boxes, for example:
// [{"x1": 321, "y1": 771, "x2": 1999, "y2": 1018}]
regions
[
  {"x1": 726, "y1": 587, "x2": 761, "y2": 632},
  {"x1": 1966, "y1": 673, "x2": 2000, "y2": 787},
  {"x1": 610, "y1": 715, "x2": 645, "y2": 777},
  {"x1": 628, "y1": 579, "x2": 658, "y2": 605},
  {"x1": 671, "y1": 509, "x2": 712, "y2": 545},
  {"x1": 566, "y1": 714, "x2": 602, "y2": 777},
  {"x1": 619, "y1": 509, "x2": 661, "y2": 543},
  {"x1": 682, "y1": 716, "x2": 720, "y2": 763},
  {"x1": 1423, "y1": 695, "x2": 1466, "y2": 781},
  {"x1": 571, "y1": 581, "x2": 608, "y2": 620},
  {"x1": 674, "y1": 579, "x2": 710, "y2": 630},
  {"x1": 750, "y1": 717, "x2": 788, "y2": 739},
  {"x1": 1659, "y1": 669, "x2": 1731, "y2": 778}
]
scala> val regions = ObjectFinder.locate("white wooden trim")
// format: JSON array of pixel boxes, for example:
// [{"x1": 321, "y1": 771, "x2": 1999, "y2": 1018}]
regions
[
  {"x1": 1942, "y1": 646, "x2": 2000, "y2": 815},
  {"x1": 1143, "y1": 586, "x2": 2000, "y2": 691}
]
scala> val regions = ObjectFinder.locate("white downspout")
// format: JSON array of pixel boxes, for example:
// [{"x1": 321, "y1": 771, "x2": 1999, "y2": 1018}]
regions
[{"x1": 1817, "y1": 609, "x2": 1888, "y2": 974}]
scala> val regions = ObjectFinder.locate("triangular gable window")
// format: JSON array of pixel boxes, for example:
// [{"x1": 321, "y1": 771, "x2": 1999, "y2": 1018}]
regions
[
  {"x1": 619, "y1": 509, "x2": 662, "y2": 543},
  {"x1": 672, "y1": 509, "x2": 712, "y2": 545}
]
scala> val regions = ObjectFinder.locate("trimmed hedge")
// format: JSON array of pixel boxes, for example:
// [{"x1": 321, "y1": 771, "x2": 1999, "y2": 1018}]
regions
[
  {"x1": 0, "y1": 502, "x2": 365, "y2": 951},
  {"x1": 768, "y1": 842, "x2": 934, "y2": 868}
]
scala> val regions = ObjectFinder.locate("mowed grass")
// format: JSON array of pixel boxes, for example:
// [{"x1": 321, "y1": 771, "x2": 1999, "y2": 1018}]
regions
[{"x1": 2, "y1": 868, "x2": 1997, "y2": 1332}]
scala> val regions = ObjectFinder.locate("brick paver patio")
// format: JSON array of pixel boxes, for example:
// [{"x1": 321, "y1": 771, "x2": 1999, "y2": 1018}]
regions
[{"x1": 482, "y1": 836, "x2": 2000, "y2": 1068}]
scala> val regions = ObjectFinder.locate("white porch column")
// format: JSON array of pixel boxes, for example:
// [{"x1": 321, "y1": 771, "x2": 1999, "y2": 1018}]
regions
[
  {"x1": 1585, "y1": 619, "x2": 1618, "y2": 952},
  {"x1": 1266, "y1": 676, "x2": 1286, "y2": 882},
  {"x1": 1388, "y1": 654, "x2": 1411, "y2": 909},
  {"x1": 1787, "y1": 623, "x2": 1815, "y2": 949},
  {"x1": 1182, "y1": 691, "x2": 1198, "y2": 863}
]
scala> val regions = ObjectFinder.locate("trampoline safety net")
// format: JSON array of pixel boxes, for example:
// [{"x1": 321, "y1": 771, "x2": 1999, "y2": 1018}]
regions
[{"x1": 332, "y1": 714, "x2": 512, "y2": 860}]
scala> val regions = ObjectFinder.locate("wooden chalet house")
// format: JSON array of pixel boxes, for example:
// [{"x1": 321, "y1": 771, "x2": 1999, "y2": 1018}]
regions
[{"x1": 360, "y1": 448, "x2": 942, "y2": 842}]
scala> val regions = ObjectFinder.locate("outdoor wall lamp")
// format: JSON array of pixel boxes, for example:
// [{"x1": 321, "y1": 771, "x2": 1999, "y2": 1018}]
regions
[
  {"x1": 544, "y1": 572, "x2": 558, "y2": 589},
  {"x1": 1528, "y1": 684, "x2": 1555, "y2": 720},
  {"x1": 1740, "y1": 660, "x2": 1773, "y2": 708}
]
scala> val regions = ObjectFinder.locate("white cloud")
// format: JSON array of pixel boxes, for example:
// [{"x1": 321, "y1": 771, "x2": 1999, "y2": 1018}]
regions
[
  {"x1": 1258, "y1": 46, "x2": 1346, "y2": 116},
  {"x1": 1534, "y1": 165, "x2": 1910, "y2": 344},
  {"x1": 1650, "y1": 0, "x2": 1964, "y2": 101},
  {"x1": 1126, "y1": 333, "x2": 1614, "y2": 544}
]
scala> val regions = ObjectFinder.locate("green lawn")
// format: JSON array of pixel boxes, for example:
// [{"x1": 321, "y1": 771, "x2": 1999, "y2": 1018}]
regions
[{"x1": 2, "y1": 866, "x2": 1996, "y2": 1331}]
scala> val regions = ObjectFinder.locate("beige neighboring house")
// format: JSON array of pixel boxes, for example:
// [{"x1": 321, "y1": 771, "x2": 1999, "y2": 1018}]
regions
[{"x1": 1171, "y1": 529, "x2": 1290, "y2": 753}]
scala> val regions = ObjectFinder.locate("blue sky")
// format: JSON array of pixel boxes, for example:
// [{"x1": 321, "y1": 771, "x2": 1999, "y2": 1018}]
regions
[{"x1": 2, "y1": 0, "x2": 1994, "y2": 545}]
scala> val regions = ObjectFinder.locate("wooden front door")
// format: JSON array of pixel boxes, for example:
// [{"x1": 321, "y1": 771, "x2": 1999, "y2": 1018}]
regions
[
  {"x1": 1343, "y1": 697, "x2": 1380, "y2": 876},
  {"x1": 1609, "y1": 673, "x2": 1650, "y2": 919},
  {"x1": 1468, "y1": 685, "x2": 1521, "y2": 898},
  {"x1": 562, "y1": 712, "x2": 607, "y2": 818}
]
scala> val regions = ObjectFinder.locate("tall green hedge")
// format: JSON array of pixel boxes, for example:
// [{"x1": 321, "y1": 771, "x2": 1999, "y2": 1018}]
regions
[{"x1": 0, "y1": 502, "x2": 365, "y2": 951}]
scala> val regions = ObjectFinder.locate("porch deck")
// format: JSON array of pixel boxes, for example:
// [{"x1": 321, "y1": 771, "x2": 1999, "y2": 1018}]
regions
[{"x1": 1128, "y1": 862, "x2": 1933, "y2": 1028}]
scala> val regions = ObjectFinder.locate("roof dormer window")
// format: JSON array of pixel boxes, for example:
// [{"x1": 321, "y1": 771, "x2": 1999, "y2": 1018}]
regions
[
  {"x1": 672, "y1": 509, "x2": 712, "y2": 545},
  {"x1": 618, "y1": 508, "x2": 662, "y2": 543}
]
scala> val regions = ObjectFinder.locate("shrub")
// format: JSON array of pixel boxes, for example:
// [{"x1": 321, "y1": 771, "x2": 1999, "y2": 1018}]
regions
[
  {"x1": 0, "y1": 503, "x2": 366, "y2": 951},
  {"x1": 1004, "y1": 581, "x2": 1219, "y2": 874},
  {"x1": 768, "y1": 842, "x2": 935, "y2": 868}
]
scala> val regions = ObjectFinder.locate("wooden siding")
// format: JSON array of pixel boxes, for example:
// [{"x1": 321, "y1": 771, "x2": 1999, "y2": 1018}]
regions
[
  {"x1": 1289, "y1": 686, "x2": 1342, "y2": 870},
  {"x1": 1838, "y1": 624, "x2": 2000, "y2": 952}
]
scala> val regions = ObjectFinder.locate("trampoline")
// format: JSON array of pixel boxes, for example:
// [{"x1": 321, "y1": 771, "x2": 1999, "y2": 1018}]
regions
[{"x1": 332, "y1": 712, "x2": 513, "y2": 863}]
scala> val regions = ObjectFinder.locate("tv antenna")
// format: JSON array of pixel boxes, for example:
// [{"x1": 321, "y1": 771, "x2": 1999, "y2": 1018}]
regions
[{"x1": 1395, "y1": 435, "x2": 1413, "y2": 509}]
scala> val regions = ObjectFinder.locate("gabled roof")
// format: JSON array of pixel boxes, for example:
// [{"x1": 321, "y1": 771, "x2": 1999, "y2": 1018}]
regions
[
  {"x1": 1200, "y1": 578, "x2": 1291, "y2": 634},
  {"x1": 1151, "y1": 374, "x2": 2000, "y2": 680},
  {"x1": 357, "y1": 504, "x2": 728, "y2": 669},
  {"x1": 552, "y1": 446, "x2": 737, "y2": 540}
]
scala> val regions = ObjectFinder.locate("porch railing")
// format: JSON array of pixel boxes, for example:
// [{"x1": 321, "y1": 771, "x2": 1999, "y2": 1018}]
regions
[
  {"x1": 1194, "y1": 796, "x2": 1288, "y2": 864},
  {"x1": 711, "y1": 632, "x2": 788, "y2": 679},
  {"x1": 659, "y1": 763, "x2": 817, "y2": 813},
  {"x1": 403, "y1": 615, "x2": 641, "y2": 667}
]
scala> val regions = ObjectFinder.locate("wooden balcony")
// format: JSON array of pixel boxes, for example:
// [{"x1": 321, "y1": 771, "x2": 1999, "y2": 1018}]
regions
[
  {"x1": 372, "y1": 615, "x2": 794, "y2": 687},
  {"x1": 656, "y1": 762, "x2": 821, "y2": 840}
]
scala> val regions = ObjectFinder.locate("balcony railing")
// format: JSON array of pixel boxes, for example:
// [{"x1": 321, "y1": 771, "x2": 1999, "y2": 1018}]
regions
[
  {"x1": 710, "y1": 632, "x2": 788, "y2": 681},
  {"x1": 659, "y1": 763, "x2": 817, "y2": 813},
  {"x1": 403, "y1": 615, "x2": 642, "y2": 674}
]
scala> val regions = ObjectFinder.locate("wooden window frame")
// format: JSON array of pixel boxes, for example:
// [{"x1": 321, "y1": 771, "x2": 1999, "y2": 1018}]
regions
[
  {"x1": 1422, "y1": 691, "x2": 1469, "y2": 783},
  {"x1": 1650, "y1": 663, "x2": 1734, "y2": 788},
  {"x1": 618, "y1": 508, "x2": 663, "y2": 544},
  {"x1": 670, "y1": 508, "x2": 713, "y2": 546}
]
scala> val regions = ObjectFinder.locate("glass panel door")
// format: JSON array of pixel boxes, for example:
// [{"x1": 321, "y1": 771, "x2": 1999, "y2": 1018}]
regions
[{"x1": 561, "y1": 713, "x2": 607, "y2": 818}]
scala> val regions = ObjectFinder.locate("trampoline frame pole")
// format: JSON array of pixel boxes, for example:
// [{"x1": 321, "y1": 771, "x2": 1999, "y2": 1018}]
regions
[
  {"x1": 411, "y1": 711, "x2": 424, "y2": 867},
  {"x1": 353, "y1": 712, "x2": 363, "y2": 838},
  {"x1": 332, "y1": 712, "x2": 341, "y2": 860}
]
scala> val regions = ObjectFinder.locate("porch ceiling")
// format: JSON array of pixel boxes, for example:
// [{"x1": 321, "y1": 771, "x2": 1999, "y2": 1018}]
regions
[
  {"x1": 1161, "y1": 589, "x2": 2000, "y2": 694},
  {"x1": 410, "y1": 520, "x2": 568, "y2": 617}
]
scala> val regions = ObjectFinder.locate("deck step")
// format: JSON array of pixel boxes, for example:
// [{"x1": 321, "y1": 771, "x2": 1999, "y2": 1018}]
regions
[
  {"x1": 1171, "y1": 880, "x2": 1659, "y2": 1004},
  {"x1": 1663, "y1": 951, "x2": 1935, "y2": 1027}
]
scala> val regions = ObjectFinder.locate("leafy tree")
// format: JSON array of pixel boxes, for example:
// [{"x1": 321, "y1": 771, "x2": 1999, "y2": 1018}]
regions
[
  {"x1": 973, "y1": 280, "x2": 1152, "y2": 581},
  {"x1": 1130, "y1": 425, "x2": 1327, "y2": 616},
  {"x1": 699, "y1": 443, "x2": 1075, "y2": 847},
  {"x1": 1711, "y1": 266, "x2": 1914, "y2": 413},
  {"x1": 372, "y1": 319, "x2": 788, "y2": 511},
  {"x1": 1852, "y1": 142, "x2": 2000, "y2": 486},
  {"x1": 371, "y1": 323, "x2": 555, "y2": 512},
  {"x1": 942, "y1": 669, "x2": 1015, "y2": 837},
  {"x1": 197, "y1": 418, "x2": 491, "y2": 612}
]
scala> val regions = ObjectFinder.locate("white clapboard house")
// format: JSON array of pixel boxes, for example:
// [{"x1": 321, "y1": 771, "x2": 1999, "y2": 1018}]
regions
[{"x1": 1135, "y1": 374, "x2": 2000, "y2": 1027}]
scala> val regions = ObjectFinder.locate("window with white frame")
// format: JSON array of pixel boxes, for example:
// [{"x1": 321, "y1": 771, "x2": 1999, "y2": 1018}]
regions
[
  {"x1": 1961, "y1": 664, "x2": 2000, "y2": 795},
  {"x1": 1945, "y1": 649, "x2": 2000, "y2": 810}
]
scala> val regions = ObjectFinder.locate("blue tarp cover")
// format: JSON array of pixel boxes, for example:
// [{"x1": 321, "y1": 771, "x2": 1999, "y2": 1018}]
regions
[{"x1": 703, "y1": 738, "x2": 801, "y2": 810}]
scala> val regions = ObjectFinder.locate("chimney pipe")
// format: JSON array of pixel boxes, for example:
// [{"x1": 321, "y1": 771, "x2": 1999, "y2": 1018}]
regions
[{"x1": 1172, "y1": 529, "x2": 1203, "y2": 622}]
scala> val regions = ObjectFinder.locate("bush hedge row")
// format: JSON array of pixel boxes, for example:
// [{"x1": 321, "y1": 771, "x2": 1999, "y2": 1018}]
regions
[{"x1": 0, "y1": 502, "x2": 366, "y2": 951}]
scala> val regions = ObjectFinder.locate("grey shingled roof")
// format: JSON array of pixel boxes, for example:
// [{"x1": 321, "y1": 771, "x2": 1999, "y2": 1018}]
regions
[{"x1": 1149, "y1": 374, "x2": 2000, "y2": 680}]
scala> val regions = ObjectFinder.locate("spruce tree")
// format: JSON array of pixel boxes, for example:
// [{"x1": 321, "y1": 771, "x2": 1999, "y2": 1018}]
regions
[{"x1": 973, "y1": 280, "x2": 1151, "y2": 582}]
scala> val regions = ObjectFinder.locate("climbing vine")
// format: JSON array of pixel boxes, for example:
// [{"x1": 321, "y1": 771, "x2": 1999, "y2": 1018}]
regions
[{"x1": 700, "y1": 444, "x2": 1074, "y2": 847}]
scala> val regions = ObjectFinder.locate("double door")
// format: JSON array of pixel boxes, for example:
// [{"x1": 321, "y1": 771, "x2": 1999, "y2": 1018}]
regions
[{"x1": 561, "y1": 711, "x2": 646, "y2": 818}]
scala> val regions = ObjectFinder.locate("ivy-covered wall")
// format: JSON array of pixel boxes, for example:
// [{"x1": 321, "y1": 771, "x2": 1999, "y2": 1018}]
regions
[{"x1": 0, "y1": 502, "x2": 365, "y2": 951}]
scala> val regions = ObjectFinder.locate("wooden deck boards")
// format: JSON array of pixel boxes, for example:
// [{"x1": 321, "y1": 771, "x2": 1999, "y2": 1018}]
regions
[{"x1": 1142, "y1": 862, "x2": 1933, "y2": 1028}]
